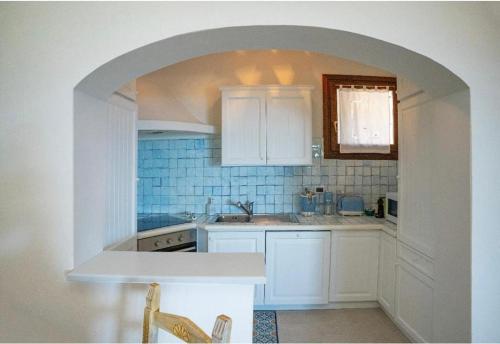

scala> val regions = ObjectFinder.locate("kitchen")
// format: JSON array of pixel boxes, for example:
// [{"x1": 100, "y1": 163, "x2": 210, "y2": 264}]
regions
[
  {"x1": 123, "y1": 50, "x2": 412, "y2": 342},
  {"x1": 9, "y1": 3, "x2": 500, "y2": 343},
  {"x1": 69, "y1": 46, "x2": 469, "y2": 343}
]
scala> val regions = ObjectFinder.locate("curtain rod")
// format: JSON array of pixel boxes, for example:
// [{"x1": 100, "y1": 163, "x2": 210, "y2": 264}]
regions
[{"x1": 336, "y1": 85, "x2": 395, "y2": 90}]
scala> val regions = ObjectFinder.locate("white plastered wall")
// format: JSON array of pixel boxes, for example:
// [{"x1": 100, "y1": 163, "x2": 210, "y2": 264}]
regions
[{"x1": 1, "y1": 2, "x2": 499, "y2": 342}]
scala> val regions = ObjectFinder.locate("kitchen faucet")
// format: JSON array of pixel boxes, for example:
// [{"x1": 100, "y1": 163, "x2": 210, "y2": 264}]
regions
[{"x1": 233, "y1": 200, "x2": 254, "y2": 216}]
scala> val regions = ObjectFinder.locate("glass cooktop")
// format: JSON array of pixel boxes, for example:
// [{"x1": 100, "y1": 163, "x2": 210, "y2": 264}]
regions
[{"x1": 137, "y1": 213, "x2": 191, "y2": 232}]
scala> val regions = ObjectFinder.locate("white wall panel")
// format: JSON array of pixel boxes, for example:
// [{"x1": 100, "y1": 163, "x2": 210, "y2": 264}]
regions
[
  {"x1": 74, "y1": 92, "x2": 136, "y2": 265},
  {"x1": 105, "y1": 94, "x2": 137, "y2": 247}
]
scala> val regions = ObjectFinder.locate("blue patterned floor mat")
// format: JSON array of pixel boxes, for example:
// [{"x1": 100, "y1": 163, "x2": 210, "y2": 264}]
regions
[{"x1": 253, "y1": 310, "x2": 279, "y2": 343}]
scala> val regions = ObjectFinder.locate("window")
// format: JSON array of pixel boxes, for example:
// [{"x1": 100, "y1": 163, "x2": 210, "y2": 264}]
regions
[{"x1": 323, "y1": 74, "x2": 398, "y2": 160}]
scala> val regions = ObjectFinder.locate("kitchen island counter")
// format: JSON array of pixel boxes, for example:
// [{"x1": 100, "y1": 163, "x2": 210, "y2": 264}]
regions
[
  {"x1": 67, "y1": 250, "x2": 265, "y2": 284},
  {"x1": 66, "y1": 250, "x2": 264, "y2": 342}
]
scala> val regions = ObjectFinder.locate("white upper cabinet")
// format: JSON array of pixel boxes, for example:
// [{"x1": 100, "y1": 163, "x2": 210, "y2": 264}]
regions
[
  {"x1": 221, "y1": 88, "x2": 267, "y2": 165},
  {"x1": 265, "y1": 87, "x2": 312, "y2": 165},
  {"x1": 221, "y1": 86, "x2": 313, "y2": 166}
]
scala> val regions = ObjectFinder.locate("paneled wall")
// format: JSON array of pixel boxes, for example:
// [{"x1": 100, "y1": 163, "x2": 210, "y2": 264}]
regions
[
  {"x1": 74, "y1": 92, "x2": 137, "y2": 264},
  {"x1": 104, "y1": 95, "x2": 137, "y2": 247},
  {"x1": 137, "y1": 137, "x2": 397, "y2": 214}
]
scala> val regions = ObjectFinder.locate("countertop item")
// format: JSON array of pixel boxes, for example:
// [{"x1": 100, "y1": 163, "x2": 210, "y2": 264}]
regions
[
  {"x1": 66, "y1": 251, "x2": 266, "y2": 284},
  {"x1": 299, "y1": 190, "x2": 317, "y2": 216},
  {"x1": 336, "y1": 195, "x2": 365, "y2": 216}
]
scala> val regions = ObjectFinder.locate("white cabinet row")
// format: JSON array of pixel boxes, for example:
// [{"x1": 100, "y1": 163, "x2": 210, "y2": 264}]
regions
[
  {"x1": 208, "y1": 229, "x2": 381, "y2": 306},
  {"x1": 220, "y1": 86, "x2": 313, "y2": 166},
  {"x1": 208, "y1": 228, "x2": 435, "y2": 341}
]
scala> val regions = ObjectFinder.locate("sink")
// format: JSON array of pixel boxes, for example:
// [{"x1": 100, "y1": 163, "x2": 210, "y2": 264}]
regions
[
  {"x1": 215, "y1": 214, "x2": 252, "y2": 223},
  {"x1": 253, "y1": 214, "x2": 299, "y2": 224},
  {"x1": 214, "y1": 213, "x2": 298, "y2": 224}
]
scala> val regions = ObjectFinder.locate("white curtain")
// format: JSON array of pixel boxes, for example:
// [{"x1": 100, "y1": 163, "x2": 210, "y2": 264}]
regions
[{"x1": 337, "y1": 88, "x2": 393, "y2": 153}]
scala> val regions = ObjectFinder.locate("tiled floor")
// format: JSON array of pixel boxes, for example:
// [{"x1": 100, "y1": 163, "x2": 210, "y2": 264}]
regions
[{"x1": 276, "y1": 308, "x2": 409, "y2": 343}]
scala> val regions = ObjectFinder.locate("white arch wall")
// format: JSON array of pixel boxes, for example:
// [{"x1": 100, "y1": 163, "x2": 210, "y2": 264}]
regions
[
  {"x1": 77, "y1": 25, "x2": 465, "y2": 100},
  {"x1": 1, "y1": 2, "x2": 499, "y2": 341}
]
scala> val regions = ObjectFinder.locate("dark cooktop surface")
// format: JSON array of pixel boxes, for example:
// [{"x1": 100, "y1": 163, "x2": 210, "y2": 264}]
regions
[{"x1": 137, "y1": 213, "x2": 191, "y2": 232}]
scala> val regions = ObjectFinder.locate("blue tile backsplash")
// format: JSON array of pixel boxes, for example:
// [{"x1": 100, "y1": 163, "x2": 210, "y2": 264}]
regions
[{"x1": 137, "y1": 137, "x2": 398, "y2": 215}]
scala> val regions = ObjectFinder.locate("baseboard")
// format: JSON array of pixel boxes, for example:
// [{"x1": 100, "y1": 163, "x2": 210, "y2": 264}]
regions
[
  {"x1": 378, "y1": 302, "x2": 420, "y2": 343},
  {"x1": 254, "y1": 301, "x2": 380, "y2": 311}
]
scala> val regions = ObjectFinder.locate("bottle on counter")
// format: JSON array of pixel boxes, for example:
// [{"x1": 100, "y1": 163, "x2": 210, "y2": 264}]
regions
[
  {"x1": 375, "y1": 197, "x2": 385, "y2": 218},
  {"x1": 324, "y1": 192, "x2": 334, "y2": 216},
  {"x1": 315, "y1": 186, "x2": 325, "y2": 215},
  {"x1": 206, "y1": 197, "x2": 214, "y2": 216}
]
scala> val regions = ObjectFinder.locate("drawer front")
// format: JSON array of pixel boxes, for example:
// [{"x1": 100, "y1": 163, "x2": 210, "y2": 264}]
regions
[{"x1": 397, "y1": 241, "x2": 434, "y2": 279}]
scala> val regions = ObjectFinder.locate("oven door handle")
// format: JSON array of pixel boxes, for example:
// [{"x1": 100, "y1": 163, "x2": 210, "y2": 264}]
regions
[{"x1": 176, "y1": 246, "x2": 197, "y2": 252}]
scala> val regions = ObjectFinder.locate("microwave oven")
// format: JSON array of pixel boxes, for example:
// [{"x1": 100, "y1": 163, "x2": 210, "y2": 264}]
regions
[{"x1": 385, "y1": 192, "x2": 398, "y2": 224}]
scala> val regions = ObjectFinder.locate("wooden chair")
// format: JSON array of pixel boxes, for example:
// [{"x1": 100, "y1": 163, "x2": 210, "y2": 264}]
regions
[{"x1": 142, "y1": 283, "x2": 232, "y2": 343}]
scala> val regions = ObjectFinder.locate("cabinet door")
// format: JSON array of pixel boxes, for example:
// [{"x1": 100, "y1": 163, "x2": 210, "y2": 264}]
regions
[
  {"x1": 399, "y1": 106, "x2": 435, "y2": 257},
  {"x1": 395, "y1": 260, "x2": 434, "y2": 342},
  {"x1": 329, "y1": 231, "x2": 380, "y2": 302},
  {"x1": 378, "y1": 232, "x2": 397, "y2": 316},
  {"x1": 266, "y1": 88, "x2": 312, "y2": 165},
  {"x1": 221, "y1": 89, "x2": 266, "y2": 166},
  {"x1": 208, "y1": 231, "x2": 265, "y2": 305},
  {"x1": 265, "y1": 231, "x2": 330, "y2": 305}
]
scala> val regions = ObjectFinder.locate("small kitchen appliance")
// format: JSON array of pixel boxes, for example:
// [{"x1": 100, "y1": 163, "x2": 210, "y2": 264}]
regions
[
  {"x1": 300, "y1": 189, "x2": 318, "y2": 216},
  {"x1": 336, "y1": 195, "x2": 365, "y2": 216},
  {"x1": 385, "y1": 192, "x2": 398, "y2": 224}
]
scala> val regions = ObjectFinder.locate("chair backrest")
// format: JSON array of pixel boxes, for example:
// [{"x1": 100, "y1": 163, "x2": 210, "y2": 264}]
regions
[{"x1": 142, "y1": 283, "x2": 232, "y2": 343}]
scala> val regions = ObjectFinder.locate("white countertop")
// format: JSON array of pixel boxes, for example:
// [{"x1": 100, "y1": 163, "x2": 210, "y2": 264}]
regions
[
  {"x1": 136, "y1": 214, "x2": 397, "y2": 239},
  {"x1": 200, "y1": 214, "x2": 397, "y2": 236},
  {"x1": 67, "y1": 251, "x2": 266, "y2": 284}
]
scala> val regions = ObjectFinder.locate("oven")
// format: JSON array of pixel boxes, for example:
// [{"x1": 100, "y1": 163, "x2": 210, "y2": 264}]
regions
[{"x1": 137, "y1": 228, "x2": 197, "y2": 252}]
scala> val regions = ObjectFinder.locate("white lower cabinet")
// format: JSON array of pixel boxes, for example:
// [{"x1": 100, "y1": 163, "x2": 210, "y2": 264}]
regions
[
  {"x1": 378, "y1": 232, "x2": 397, "y2": 316},
  {"x1": 395, "y1": 259, "x2": 434, "y2": 342},
  {"x1": 208, "y1": 231, "x2": 265, "y2": 305},
  {"x1": 265, "y1": 231, "x2": 331, "y2": 305},
  {"x1": 329, "y1": 231, "x2": 380, "y2": 302}
]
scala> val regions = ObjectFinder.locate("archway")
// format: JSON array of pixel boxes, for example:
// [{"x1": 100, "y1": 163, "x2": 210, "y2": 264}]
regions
[
  {"x1": 75, "y1": 25, "x2": 466, "y2": 100},
  {"x1": 74, "y1": 25, "x2": 470, "y2": 342}
]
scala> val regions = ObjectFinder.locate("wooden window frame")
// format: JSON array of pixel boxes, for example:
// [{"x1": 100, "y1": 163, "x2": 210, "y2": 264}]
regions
[{"x1": 323, "y1": 74, "x2": 398, "y2": 160}]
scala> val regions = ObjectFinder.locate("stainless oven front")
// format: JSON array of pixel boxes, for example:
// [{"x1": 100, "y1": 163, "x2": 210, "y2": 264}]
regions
[{"x1": 137, "y1": 228, "x2": 197, "y2": 252}]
